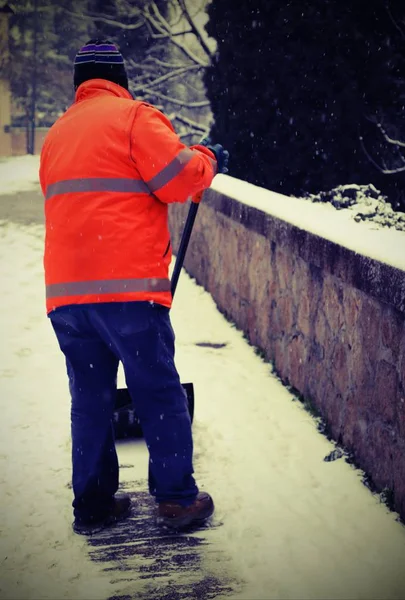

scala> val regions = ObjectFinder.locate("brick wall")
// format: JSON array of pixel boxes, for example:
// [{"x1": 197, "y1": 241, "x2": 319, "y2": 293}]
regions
[{"x1": 169, "y1": 187, "x2": 405, "y2": 520}]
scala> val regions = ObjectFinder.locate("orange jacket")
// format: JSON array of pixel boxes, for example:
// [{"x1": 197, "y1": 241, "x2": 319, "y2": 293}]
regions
[{"x1": 39, "y1": 79, "x2": 216, "y2": 314}]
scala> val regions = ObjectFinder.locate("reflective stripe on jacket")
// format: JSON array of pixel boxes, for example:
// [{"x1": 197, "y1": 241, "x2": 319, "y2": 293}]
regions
[{"x1": 39, "y1": 79, "x2": 216, "y2": 313}]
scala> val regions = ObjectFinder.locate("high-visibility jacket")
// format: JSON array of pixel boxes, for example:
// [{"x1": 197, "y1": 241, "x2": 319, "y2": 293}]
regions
[{"x1": 39, "y1": 79, "x2": 217, "y2": 314}]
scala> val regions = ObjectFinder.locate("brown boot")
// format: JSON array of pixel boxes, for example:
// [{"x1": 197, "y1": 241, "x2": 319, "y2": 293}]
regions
[
  {"x1": 157, "y1": 491, "x2": 214, "y2": 530},
  {"x1": 73, "y1": 493, "x2": 132, "y2": 535}
]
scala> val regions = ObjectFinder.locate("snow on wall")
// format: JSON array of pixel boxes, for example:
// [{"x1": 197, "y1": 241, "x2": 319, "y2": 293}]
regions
[{"x1": 211, "y1": 174, "x2": 405, "y2": 272}]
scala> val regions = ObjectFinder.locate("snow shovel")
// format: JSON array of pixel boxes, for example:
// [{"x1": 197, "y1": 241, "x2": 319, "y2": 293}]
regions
[{"x1": 113, "y1": 195, "x2": 202, "y2": 439}]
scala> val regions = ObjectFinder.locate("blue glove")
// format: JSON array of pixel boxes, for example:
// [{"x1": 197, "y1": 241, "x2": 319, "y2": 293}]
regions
[{"x1": 200, "y1": 137, "x2": 229, "y2": 174}]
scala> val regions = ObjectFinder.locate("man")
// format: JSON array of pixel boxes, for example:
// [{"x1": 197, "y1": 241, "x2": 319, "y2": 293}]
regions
[{"x1": 39, "y1": 39, "x2": 229, "y2": 535}]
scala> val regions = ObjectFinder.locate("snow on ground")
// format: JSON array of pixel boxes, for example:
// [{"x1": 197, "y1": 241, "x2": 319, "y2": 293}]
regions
[
  {"x1": 0, "y1": 155, "x2": 42, "y2": 195},
  {"x1": 1, "y1": 156, "x2": 405, "y2": 599},
  {"x1": 0, "y1": 221, "x2": 115, "y2": 600}
]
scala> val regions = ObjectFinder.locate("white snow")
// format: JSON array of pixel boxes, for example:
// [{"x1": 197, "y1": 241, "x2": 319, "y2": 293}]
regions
[
  {"x1": 0, "y1": 155, "x2": 41, "y2": 195},
  {"x1": 0, "y1": 222, "x2": 115, "y2": 600},
  {"x1": 212, "y1": 174, "x2": 405, "y2": 272},
  {"x1": 1, "y1": 156, "x2": 405, "y2": 599}
]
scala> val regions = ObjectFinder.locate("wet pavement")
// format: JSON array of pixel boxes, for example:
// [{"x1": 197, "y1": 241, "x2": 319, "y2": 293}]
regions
[{"x1": 86, "y1": 480, "x2": 238, "y2": 600}]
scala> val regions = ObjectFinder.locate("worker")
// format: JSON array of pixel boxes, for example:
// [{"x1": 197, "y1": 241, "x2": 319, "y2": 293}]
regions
[{"x1": 39, "y1": 39, "x2": 229, "y2": 535}]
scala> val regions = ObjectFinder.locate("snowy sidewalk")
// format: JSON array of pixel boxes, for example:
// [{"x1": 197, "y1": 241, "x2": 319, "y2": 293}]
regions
[{"x1": 1, "y1": 158, "x2": 405, "y2": 600}]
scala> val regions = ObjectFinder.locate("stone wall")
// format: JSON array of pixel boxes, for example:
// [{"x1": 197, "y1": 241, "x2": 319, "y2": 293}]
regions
[{"x1": 169, "y1": 187, "x2": 405, "y2": 520}]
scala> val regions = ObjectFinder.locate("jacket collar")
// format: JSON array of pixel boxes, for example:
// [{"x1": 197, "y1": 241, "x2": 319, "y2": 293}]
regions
[{"x1": 75, "y1": 79, "x2": 133, "y2": 103}]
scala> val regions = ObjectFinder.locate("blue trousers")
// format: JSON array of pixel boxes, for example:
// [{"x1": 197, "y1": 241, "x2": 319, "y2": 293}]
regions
[{"x1": 49, "y1": 301, "x2": 198, "y2": 523}]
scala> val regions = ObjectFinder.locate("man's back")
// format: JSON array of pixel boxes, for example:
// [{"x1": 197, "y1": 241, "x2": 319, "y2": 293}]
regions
[
  {"x1": 40, "y1": 79, "x2": 173, "y2": 312},
  {"x1": 41, "y1": 81, "x2": 139, "y2": 184}
]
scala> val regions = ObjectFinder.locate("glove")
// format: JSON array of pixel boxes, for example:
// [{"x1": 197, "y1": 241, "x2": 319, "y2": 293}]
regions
[
  {"x1": 209, "y1": 144, "x2": 229, "y2": 174},
  {"x1": 200, "y1": 137, "x2": 229, "y2": 174}
]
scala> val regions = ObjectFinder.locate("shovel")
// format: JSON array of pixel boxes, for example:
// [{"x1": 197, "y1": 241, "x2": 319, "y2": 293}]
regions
[{"x1": 113, "y1": 194, "x2": 202, "y2": 439}]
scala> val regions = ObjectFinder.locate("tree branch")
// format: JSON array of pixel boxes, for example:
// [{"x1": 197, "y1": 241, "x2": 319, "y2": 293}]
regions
[
  {"x1": 386, "y1": 2, "x2": 405, "y2": 40},
  {"x1": 359, "y1": 135, "x2": 405, "y2": 174},
  {"x1": 144, "y1": 19, "x2": 167, "y2": 39},
  {"x1": 64, "y1": 3, "x2": 209, "y2": 66},
  {"x1": 177, "y1": 0, "x2": 214, "y2": 59},
  {"x1": 167, "y1": 0, "x2": 184, "y2": 27},
  {"x1": 62, "y1": 8, "x2": 145, "y2": 30},
  {"x1": 178, "y1": 131, "x2": 205, "y2": 141},
  {"x1": 166, "y1": 112, "x2": 209, "y2": 139},
  {"x1": 125, "y1": 59, "x2": 159, "y2": 72},
  {"x1": 170, "y1": 29, "x2": 194, "y2": 36},
  {"x1": 142, "y1": 88, "x2": 210, "y2": 107},
  {"x1": 142, "y1": 5, "x2": 209, "y2": 67},
  {"x1": 150, "y1": 1, "x2": 172, "y2": 33},
  {"x1": 146, "y1": 57, "x2": 190, "y2": 69},
  {"x1": 376, "y1": 121, "x2": 405, "y2": 148},
  {"x1": 131, "y1": 64, "x2": 202, "y2": 92},
  {"x1": 171, "y1": 113, "x2": 208, "y2": 131}
]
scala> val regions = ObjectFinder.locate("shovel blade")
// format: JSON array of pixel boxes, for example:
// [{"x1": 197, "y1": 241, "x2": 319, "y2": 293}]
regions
[{"x1": 113, "y1": 383, "x2": 194, "y2": 439}]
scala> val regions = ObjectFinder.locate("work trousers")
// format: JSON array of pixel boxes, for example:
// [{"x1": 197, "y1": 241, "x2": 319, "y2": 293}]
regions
[{"x1": 49, "y1": 301, "x2": 198, "y2": 523}]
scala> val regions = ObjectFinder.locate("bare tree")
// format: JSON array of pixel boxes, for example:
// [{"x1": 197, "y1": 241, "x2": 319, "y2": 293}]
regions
[
  {"x1": 359, "y1": 2, "x2": 405, "y2": 175},
  {"x1": 360, "y1": 112, "x2": 405, "y2": 175},
  {"x1": 65, "y1": 0, "x2": 215, "y2": 141},
  {"x1": 360, "y1": 134, "x2": 405, "y2": 174}
]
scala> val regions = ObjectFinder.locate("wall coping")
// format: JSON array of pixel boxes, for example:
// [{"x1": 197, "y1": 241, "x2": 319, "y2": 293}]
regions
[
  {"x1": 205, "y1": 183, "x2": 405, "y2": 315},
  {"x1": 211, "y1": 175, "x2": 405, "y2": 273}
]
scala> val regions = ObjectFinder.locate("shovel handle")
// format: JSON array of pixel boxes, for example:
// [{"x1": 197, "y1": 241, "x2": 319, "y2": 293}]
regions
[{"x1": 170, "y1": 191, "x2": 203, "y2": 298}]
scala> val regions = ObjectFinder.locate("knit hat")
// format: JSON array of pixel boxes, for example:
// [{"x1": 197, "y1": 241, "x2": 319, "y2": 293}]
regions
[{"x1": 73, "y1": 38, "x2": 128, "y2": 90}]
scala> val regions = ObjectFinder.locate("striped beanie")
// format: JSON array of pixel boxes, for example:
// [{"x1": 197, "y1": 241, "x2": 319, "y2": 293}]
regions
[{"x1": 74, "y1": 39, "x2": 128, "y2": 90}]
